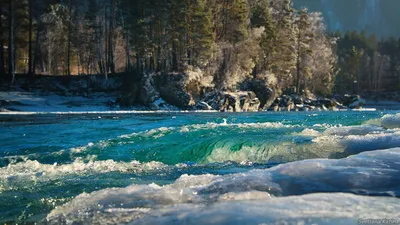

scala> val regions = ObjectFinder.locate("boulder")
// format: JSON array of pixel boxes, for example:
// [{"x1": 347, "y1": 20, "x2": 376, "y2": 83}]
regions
[
  {"x1": 241, "y1": 79, "x2": 276, "y2": 110},
  {"x1": 290, "y1": 94, "x2": 304, "y2": 105},
  {"x1": 117, "y1": 82, "x2": 140, "y2": 107},
  {"x1": 138, "y1": 74, "x2": 161, "y2": 107},
  {"x1": 220, "y1": 93, "x2": 239, "y2": 112},
  {"x1": 317, "y1": 98, "x2": 337, "y2": 109},
  {"x1": 203, "y1": 91, "x2": 225, "y2": 110},
  {"x1": 336, "y1": 94, "x2": 366, "y2": 109},
  {"x1": 218, "y1": 91, "x2": 260, "y2": 112},
  {"x1": 270, "y1": 95, "x2": 295, "y2": 111},
  {"x1": 155, "y1": 73, "x2": 195, "y2": 109}
]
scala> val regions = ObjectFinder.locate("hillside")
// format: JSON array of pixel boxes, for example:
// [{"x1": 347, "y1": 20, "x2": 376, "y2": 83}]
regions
[{"x1": 293, "y1": 0, "x2": 400, "y2": 37}]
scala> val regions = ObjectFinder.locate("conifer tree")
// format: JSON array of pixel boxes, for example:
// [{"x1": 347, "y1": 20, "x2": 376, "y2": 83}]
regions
[
  {"x1": 188, "y1": 0, "x2": 215, "y2": 68},
  {"x1": 251, "y1": 0, "x2": 276, "y2": 73},
  {"x1": 225, "y1": 0, "x2": 249, "y2": 44},
  {"x1": 272, "y1": 0, "x2": 296, "y2": 87},
  {"x1": 294, "y1": 8, "x2": 313, "y2": 93}
]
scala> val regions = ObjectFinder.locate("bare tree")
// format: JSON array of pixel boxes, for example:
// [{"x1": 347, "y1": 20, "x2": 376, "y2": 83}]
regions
[
  {"x1": 28, "y1": 0, "x2": 33, "y2": 75},
  {"x1": 67, "y1": 0, "x2": 72, "y2": 75},
  {"x1": 108, "y1": 0, "x2": 116, "y2": 74},
  {"x1": 0, "y1": 1, "x2": 5, "y2": 78},
  {"x1": 8, "y1": 0, "x2": 15, "y2": 84}
]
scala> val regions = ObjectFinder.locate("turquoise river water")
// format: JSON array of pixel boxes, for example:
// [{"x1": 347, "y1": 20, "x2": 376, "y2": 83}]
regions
[{"x1": 1, "y1": 111, "x2": 400, "y2": 224}]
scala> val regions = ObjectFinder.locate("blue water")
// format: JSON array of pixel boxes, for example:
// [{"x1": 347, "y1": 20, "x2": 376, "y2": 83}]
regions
[{"x1": 1, "y1": 111, "x2": 400, "y2": 224}]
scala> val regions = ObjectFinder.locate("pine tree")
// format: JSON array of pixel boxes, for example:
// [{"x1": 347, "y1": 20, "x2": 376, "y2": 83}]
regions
[
  {"x1": 272, "y1": 0, "x2": 296, "y2": 87},
  {"x1": 188, "y1": 0, "x2": 215, "y2": 68},
  {"x1": 294, "y1": 8, "x2": 314, "y2": 93},
  {"x1": 225, "y1": 0, "x2": 249, "y2": 44},
  {"x1": 251, "y1": 0, "x2": 276, "y2": 73}
]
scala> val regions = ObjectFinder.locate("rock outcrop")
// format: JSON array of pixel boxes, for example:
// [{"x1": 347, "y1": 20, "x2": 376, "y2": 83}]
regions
[
  {"x1": 333, "y1": 94, "x2": 366, "y2": 109},
  {"x1": 138, "y1": 74, "x2": 161, "y2": 109},
  {"x1": 154, "y1": 73, "x2": 196, "y2": 109},
  {"x1": 203, "y1": 91, "x2": 260, "y2": 112},
  {"x1": 116, "y1": 82, "x2": 140, "y2": 107},
  {"x1": 241, "y1": 79, "x2": 276, "y2": 110}
]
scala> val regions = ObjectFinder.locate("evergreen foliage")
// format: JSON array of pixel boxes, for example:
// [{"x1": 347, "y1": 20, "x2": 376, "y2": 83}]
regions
[{"x1": 0, "y1": 0, "x2": 398, "y2": 93}]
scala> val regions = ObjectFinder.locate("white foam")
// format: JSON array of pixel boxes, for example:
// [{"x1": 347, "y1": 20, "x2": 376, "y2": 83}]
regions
[
  {"x1": 0, "y1": 159, "x2": 168, "y2": 182},
  {"x1": 351, "y1": 108, "x2": 377, "y2": 111},
  {"x1": 293, "y1": 128, "x2": 320, "y2": 136},
  {"x1": 119, "y1": 121, "x2": 293, "y2": 140},
  {"x1": 323, "y1": 125, "x2": 386, "y2": 136},
  {"x1": 203, "y1": 125, "x2": 400, "y2": 164}
]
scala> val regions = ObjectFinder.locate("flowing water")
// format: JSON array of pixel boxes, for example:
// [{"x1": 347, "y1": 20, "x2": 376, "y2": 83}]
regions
[{"x1": 1, "y1": 111, "x2": 400, "y2": 224}]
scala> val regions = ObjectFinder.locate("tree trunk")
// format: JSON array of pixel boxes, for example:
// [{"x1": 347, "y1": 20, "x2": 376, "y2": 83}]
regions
[
  {"x1": 32, "y1": 27, "x2": 40, "y2": 75},
  {"x1": 76, "y1": 22, "x2": 81, "y2": 75},
  {"x1": 8, "y1": 0, "x2": 15, "y2": 84},
  {"x1": 0, "y1": 2, "x2": 5, "y2": 78},
  {"x1": 118, "y1": 0, "x2": 130, "y2": 72},
  {"x1": 172, "y1": 41, "x2": 178, "y2": 71},
  {"x1": 28, "y1": 0, "x2": 33, "y2": 75},
  {"x1": 108, "y1": 0, "x2": 116, "y2": 74},
  {"x1": 295, "y1": 31, "x2": 301, "y2": 94},
  {"x1": 67, "y1": 0, "x2": 72, "y2": 75},
  {"x1": 104, "y1": 4, "x2": 108, "y2": 73}
]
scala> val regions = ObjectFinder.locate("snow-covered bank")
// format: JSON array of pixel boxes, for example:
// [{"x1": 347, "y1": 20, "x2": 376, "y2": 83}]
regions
[
  {"x1": 2, "y1": 91, "x2": 400, "y2": 114},
  {"x1": 0, "y1": 91, "x2": 116, "y2": 112},
  {"x1": 364, "y1": 100, "x2": 400, "y2": 110},
  {"x1": 0, "y1": 90, "x2": 400, "y2": 114}
]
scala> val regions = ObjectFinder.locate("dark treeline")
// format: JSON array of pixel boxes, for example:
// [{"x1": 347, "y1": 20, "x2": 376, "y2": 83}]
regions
[
  {"x1": 334, "y1": 30, "x2": 400, "y2": 94},
  {"x1": 0, "y1": 0, "x2": 398, "y2": 95}
]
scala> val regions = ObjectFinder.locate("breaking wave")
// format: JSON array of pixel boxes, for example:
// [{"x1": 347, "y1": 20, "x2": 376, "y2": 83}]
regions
[{"x1": 2, "y1": 111, "x2": 400, "y2": 223}]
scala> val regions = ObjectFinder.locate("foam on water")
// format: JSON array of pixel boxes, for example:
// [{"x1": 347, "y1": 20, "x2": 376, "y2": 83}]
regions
[
  {"x1": 204, "y1": 124, "x2": 400, "y2": 163},
  {"x1": 2, "y1": 111, "x2": 400, "y2": 223},
  {"x1": 45, "y1": 148, "x2": 400, "y2": 224},
  {"x1": 365, "y1": 113, "x2": 400, "y2": 129},
  {"x1": 0, "y1": 158, "x2": 168, "y2": 182},
  {"x1": 3, "y1": 112, "x2": 400, "y2": 173},
  {"x1": 6, "y1": 115, "x2": 399, "y2": 167}
]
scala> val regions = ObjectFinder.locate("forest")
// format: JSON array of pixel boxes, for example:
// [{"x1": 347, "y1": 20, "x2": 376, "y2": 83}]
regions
[{"x1": 0, "y1": 0, "x2": 399, "y2": 96}]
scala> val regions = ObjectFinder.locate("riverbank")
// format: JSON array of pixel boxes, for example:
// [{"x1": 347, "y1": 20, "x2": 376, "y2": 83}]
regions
[
  {"x1": 1, "y1": 90, "x2": 398, "y2": 113},
  {"x1": 0, "y1": 74, "x2": 398, "y2": 113}
]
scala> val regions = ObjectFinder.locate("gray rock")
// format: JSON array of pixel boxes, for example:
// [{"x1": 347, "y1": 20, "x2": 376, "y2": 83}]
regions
[
  {"x1": 336, "y1": 94, "x2": 366, "y2": 109},
  {"x1": 155, "y1": 73, "x2": 195, "y2": 109},
  {"x1": 241, "y1": 79, "x2": 276, "y2": 110},
  {"x1": 117, "y1": 82, "x2": 140, "y2": 107},
  {"x1": 220, "y1": 91, "x2": 260, "y2": 112},
  {"x1": 138, "y1": 74, "x2": 161, "y2": 107}
]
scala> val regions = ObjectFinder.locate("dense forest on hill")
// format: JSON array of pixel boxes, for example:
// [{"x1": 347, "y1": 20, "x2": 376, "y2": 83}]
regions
[
  {"x1": 0, "y1": 0, "x2": 399, "y2": 95},
  {"x1": 294, "y1": 0, "x2": 400, "y2": 37}
]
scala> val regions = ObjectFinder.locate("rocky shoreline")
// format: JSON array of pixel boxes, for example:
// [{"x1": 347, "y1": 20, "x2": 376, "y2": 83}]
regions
[
  {"x1": 115, "y1": 72, "x2": 366, "y2": 112},
  {"x1": 0, "y1": 73, "x2": 394, "y2": 112}
]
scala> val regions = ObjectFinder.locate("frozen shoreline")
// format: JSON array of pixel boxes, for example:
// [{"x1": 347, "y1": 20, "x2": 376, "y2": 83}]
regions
[
  {"x1": 364, "y1": 100, "x2": 400, "y2": 110},
  {"x1": 0, "y1": 91, "x2": 399, "y2": 114}
]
